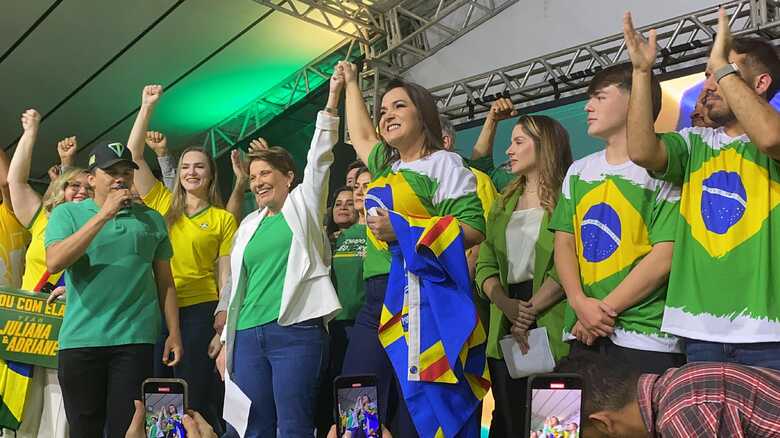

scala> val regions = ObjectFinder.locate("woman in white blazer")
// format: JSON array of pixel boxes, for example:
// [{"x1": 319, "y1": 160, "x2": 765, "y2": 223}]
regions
[{"x1": 216, "y1": 73, "x2": 344, "y2": 437}]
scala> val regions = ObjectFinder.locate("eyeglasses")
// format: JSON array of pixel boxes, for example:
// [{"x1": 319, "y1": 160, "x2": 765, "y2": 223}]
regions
[{"x1": 66, "y1": 182, "x2": 94, "y2": 194}]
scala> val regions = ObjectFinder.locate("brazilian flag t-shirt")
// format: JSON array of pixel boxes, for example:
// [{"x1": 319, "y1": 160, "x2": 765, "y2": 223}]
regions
[
  {"x1": 549, "y1": 150, "x2": 681, "y2": 353},
  {"x1": 363, "y1": 143, "x2": 485, "y2": 279},
  {"x1": 655, "y1": 127, "x2": 780, "y2": 343}
]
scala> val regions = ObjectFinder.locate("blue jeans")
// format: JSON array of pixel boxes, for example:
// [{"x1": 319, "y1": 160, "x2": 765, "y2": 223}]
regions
[
  {"x1": 232, "y1": 319, "x2": 326, "y2": 438},
  {"x1": 685, "y1": 339, "x2": 780, "y2": 370}
]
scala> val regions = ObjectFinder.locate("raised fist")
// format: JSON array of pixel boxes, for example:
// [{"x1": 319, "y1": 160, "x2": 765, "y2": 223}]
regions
[
  {"x1": 142, "y1": 85, "x2": 163, "y2": 107},
  {"x1": 20, "y1": 109, "x2": 41, "y2": 132},
  {"x1": 145, "y1": 131, "x2": 168, "y2": 156},
  {"x1": 337, "y1": 61, "x2": 358, "y2": 84},
  {"x1": 487, "y1": 98, "x2": 517, "y2": 122},
  {"x1": 57, "y1": 136, "x2": 78, "y2": 163}
]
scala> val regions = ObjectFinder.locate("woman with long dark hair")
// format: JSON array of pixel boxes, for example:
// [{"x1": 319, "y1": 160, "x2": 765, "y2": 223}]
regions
[
  {"x1": 475, "y1": 114, "x2": 573, "y2": 437},
  {"x1": 336, "y1": 61, "x2": 486, "y2": 437},
  {"x1": 127, "y1": 86, "x2": 237, "y2": 432}
]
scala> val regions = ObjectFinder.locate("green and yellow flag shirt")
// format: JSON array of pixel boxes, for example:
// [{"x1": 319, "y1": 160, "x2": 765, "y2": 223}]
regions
[
  {"x1": 549, "y1": 150, "x2": 681, "y2": 353},
  {"x1": 364, "y1": 143, "x2": 486, "y2": 279},
  {"x1": 237, "y1": 213, "x2": 292, "y2": 330},
  {"x1": 331, "y1": 223, "x2": 367, "y2": 321},
  {"x1": 44, "y1": 199, "x2": 173, "y2": 350},
  {"x1": 655, "y1": 127, "x2": 780, "y2": 343}
]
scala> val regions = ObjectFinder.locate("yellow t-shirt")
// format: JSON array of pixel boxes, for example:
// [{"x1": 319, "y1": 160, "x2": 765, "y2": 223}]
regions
[
  {"x1": 21, "y1": 209, "x2": 63, "y2": 291},
  {"x1": 0, "y1": 202, "x2": 31, "y2": 288},
  {"x1": 143, "y1": 181, "x2": 238, "y2": 307}
]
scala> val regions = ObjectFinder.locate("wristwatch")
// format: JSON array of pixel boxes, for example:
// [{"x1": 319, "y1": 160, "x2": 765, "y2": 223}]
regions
[{"x1": 714, "y1": 63, "x2": 739, "y2": 83}]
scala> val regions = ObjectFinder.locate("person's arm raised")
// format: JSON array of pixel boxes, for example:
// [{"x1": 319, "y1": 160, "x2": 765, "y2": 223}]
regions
[
  {"x1": 338, "y1": 61, "x2": 378, "y2": 165},
  {"x1": 624, "y1": 12, "x2": 668, "y2": 173},
  {"x1": 471, "y1": 98, "x2": 516, "y2": 162},
  {"x1": 709, "y1": 7, "x2": 780, "y2": 159},
  {"x1": 128, "y1": 86, "x2": 163, "y2": 196},
  {"x1": 7, "y1": 109, "x2": 43, "y2": 225}
]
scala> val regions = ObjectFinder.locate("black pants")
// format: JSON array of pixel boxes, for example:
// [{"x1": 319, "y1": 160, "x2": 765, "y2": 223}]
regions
[
  {"x1": 155, "y1": 300, "x2": 224, "y2": 434},
  {"x1": 488, "y1": 281, "x2": 534, "y2": 438},
  {"x1": 569, "y1": 337, "x2": 686, "y2": 374},
  {"x1": 58, "y1": 344, "x2": 154, "y2": 438}
]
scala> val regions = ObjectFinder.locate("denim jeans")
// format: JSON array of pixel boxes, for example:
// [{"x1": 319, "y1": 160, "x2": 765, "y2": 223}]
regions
[
  {"x1": 684, "y1": 339, "x2": 780, "y2": 370},
  {"x1": 231, "y1": 319, "x2": 326, "y2": 438},
  {"x1": 156, "y1": 300, "x2": 223, "y2": 433}
]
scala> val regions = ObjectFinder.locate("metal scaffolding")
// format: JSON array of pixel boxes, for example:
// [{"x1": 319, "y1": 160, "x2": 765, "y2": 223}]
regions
[
  {"x1": 202, "y1": 41, "x2": 360, "y2": 158},
  {"x1": 429, "y1": 0, "x2": 780, "y2": 125}
]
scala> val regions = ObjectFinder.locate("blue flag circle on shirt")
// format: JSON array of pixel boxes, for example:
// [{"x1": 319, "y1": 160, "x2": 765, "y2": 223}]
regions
[
  {"x1": 581, "y1": 202, "x2": 622, "y2": 263},
  {"x1": 701, "y1": 171, "x2": 747, "y2": 235}
]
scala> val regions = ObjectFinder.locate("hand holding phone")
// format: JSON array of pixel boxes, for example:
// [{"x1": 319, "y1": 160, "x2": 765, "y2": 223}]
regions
[
  {"x1": 334, "y1": 375, "x2": 382, "y2": 438},
  {"x1": 142, "y1": 378, "x2": 189, "y2": 438},
  {"x1": 527, "y1": 374, "x2": 583, "y2": 438}
]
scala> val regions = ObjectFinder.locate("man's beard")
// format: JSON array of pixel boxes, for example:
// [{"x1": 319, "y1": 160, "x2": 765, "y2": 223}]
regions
[{"x1": 706, "y1": 100, "x2": 736, "y2": 126}]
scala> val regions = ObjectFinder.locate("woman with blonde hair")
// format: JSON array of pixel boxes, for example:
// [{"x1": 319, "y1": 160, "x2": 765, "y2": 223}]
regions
[
  {"x1": 476, "y1": 114, "x2": 573, "y2": 437},
  {"x1": 5, "y1": 111, "x2": 92, "y2": 438},
  {"x1": 127, "y1": 85, "x2": 237, "y2": 432}
]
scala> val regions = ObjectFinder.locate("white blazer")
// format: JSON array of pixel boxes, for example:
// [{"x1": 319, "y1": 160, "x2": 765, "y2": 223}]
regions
[{"x1": 221, "y1": 111, "x2": 342, "y2": 374}]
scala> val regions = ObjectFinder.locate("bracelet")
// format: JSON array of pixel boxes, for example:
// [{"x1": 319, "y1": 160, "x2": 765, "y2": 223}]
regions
[
  {"x1": 714, "y1": 63, "x2": 739, "y2": 83},
  {"x1": 324, "y1": 106, "x2": 338, "y2": 115}
]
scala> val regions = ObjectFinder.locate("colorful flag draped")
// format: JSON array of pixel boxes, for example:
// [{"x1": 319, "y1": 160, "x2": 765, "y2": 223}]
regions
[
  {"x1": 0, "y1": 359, "x2": 32, "y2": 429},
  {"x1": 378, "y1": 211, "x2": 490, "y2": 438}
]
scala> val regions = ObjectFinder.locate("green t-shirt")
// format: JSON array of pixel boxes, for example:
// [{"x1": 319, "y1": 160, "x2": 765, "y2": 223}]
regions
[
  {"x1": 44, "y1": 199, "x2": 172, "y2": 349},
  {"x1": 462, "y1": 154, "x2": 494, "y2": 175},
  {"x1": 549, "y1": 150, "x2": 681, "y2": 352},
  {"x1": 237, "y1": 213, "x2": 292, "y2": 330},
  {"x1": 363, "y1": 143, "x2": 485, "y2": 279},
  {"x1": 655, "y1": 127, "x2": 780, "y2": 342},
  {"x1": 331, "y1": 223, "x2": 367, "y2": 321}
]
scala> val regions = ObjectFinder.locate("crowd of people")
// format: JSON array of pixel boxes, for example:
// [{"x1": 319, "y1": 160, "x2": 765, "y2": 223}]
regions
[{"x1": 0, "y1": 7, "x2": 779, "y2": 438}]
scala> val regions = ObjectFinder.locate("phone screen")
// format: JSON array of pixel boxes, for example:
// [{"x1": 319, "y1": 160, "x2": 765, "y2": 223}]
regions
[
  {"x1": 144, "y1": 388, "x2": 187, "y2": 438},
  {"x1": 335, "y1": 381, "x2": 380, "y2": 437},
  {"x1": 529, "y1": 381, "x2": 582, "y2": 438}
]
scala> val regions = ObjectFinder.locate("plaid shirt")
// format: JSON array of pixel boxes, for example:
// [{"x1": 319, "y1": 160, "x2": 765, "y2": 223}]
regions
[{"x1": 638, "y1": 362, "x2": 780, "y2": 437}]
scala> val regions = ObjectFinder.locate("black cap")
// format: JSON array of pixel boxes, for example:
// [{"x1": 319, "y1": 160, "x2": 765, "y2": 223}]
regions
[{"x1": 87, "y1": 142, "x2": 139, "y2": 171}]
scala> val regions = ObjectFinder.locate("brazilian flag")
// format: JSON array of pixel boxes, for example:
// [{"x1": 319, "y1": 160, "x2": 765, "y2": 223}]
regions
[{"x1": 0, "y1": 359, "x2": 33, "y2": 429}]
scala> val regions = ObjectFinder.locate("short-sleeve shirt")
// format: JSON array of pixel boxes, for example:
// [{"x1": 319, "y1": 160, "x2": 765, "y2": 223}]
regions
[
  {"x1": 0, "y1": 201, "x2": 30, "y2": 288},
  {"x1": 45, "y1": 199, "x2": 173, "y2": 349},
  {"x1": 21, "y1": 209, "x2": 63, "y2": 291},
  {"x1": 655, "y1": 127, "x2": 780, "y2": 342},
  {"x1": 549, "y1": 150, "x2": 681, "y2": 352},
  {"x1": 143, "y1": 181, "x2": 237, "y2": 307},
  {"x1": 331, "y1": 223, "x2": 367, "y2": 321},
  {"x1": 363, "y1": 143, "x2": 485, "y2": 279}
]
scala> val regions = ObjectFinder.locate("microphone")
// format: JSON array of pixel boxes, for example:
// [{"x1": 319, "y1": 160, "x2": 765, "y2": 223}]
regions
[{"x1": 115, "y1": 182, "x2": 132, "y2": 209}]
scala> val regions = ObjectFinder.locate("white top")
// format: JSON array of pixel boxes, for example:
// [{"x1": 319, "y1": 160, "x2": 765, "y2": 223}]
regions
[{"x1": 505, "y1": 207, "x2": 544, "y2": 284}]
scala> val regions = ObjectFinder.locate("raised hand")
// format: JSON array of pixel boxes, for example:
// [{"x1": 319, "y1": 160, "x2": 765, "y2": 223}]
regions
[
  {"x1": 249, "y1": 137, "x2": 269, "y2": 152},
  {"x1": 145, "y1": 131, "x2": 168, "y2": 157},
  {"x1": 487, "y1": 98, "x2": 517, "y2": 122},
  {"x1": 20, "y1": 109, "x2": 40, "y2": 133},
  {"x1": 623, "y1": 11, "x2": 657, "y2": 73},
  {"x1": 230, "y1": 150, "x2": 248, "y2": 182},
  {"x1": 141, "y1": 84, "x2": 163, "y2": 108},
  {"x1": 330, "y1": 67, "x2": 345, "y2": 96},
  {"x1": 57, "y1": 136, "x2": 77, "y2": 165},
  {"x1": 48, "y1": 165, "x2": 61, "y2": 181},
  {"x1": 337, "y1": 61, "x2": 358, "y2": 84},
  {"x1": 709, "y1": 7, "x2": 732, "y2": 71}
]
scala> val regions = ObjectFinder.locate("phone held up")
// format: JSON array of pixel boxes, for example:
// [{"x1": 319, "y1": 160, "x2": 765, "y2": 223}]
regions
[
  {"x1": 334, "y1": 375, "x2": 382, "y2": 438},
  {"x1": 527, "y1": 373, "x2": 583, "y2": 438},
  {"x1": 142, "y1": 378, "x2": 189, "y2": 438}
]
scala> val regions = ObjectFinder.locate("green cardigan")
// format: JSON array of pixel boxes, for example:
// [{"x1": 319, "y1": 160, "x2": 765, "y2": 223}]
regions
[{"x1": 475, "y1": 189, "x2": 569, "y2": 361}]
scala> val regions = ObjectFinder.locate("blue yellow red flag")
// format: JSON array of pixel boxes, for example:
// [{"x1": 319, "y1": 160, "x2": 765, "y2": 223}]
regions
[{"x1": 378, "y1": 210, "x2": 490, "y2": 438}]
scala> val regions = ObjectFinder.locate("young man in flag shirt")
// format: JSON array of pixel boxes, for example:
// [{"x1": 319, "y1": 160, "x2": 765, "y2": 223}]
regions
[
  {"x1": 549, "y1": 62, "x2": 684, "y2": 373},
  {"x1": 625, "y1": 9, "x2": 780, "y2": 369}
]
